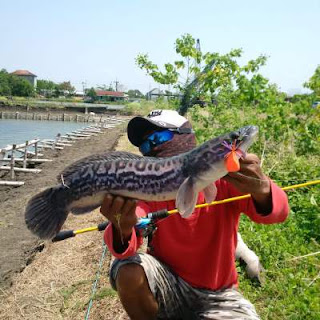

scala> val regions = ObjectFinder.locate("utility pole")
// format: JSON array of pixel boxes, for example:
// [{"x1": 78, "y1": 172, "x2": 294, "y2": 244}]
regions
[
  {"x1": 114, "y1": 79, "x2": 119, "y2": 92},
  {"x1": 82, "y1": 81, "x2": 87, "y2": 100},
  {"x1": 195, "y1": 39, "x2": 201, "y2": 70}
]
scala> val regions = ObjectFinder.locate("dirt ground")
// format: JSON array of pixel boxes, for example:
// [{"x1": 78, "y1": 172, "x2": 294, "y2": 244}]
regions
[{"x1": 0, "y1": 119, "x2": 134, "y2": 319}]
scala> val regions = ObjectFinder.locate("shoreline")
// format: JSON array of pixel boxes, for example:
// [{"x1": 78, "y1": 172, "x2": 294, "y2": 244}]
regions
[{"x1": 0, "y1": 120, "x2": 126, "y2": 290}]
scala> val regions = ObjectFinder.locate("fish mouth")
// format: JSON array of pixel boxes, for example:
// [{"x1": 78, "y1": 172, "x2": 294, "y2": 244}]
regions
[{"x1": 227, "y1": 125, "x2": 259, "y2": 152}]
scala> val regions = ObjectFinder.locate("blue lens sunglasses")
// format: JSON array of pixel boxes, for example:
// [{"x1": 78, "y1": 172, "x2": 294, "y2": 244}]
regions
[{"x1": 139, "y1": 128, "x2": 193, "y2": 155}]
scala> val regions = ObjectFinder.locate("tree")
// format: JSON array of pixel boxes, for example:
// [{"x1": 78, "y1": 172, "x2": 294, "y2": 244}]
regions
[
  {"x1": 136, "y1": 34, "x2": 279, "y2": 114},
  {"x1": 36, "y1": 79, "x2": 57, "y2": 97},
  {"x1": 9, "y1": 75, "x2": 34, "y2": 97},
  {"x1": 127, "y1": 89, "x2": 144, "y2": 98},
  {"x1": 0, "y1": 69, "x2": 12, "y2": 96},
  {"x1": 37, "y1": 79, "x2": 56, "y2": 92},
  {"x1": 304, "y1": 65, "x2": 320, "y2": 97},
  {"x1": 0, "y1": 69, "x2": 34, "y2": 97},
  {"x1": 58, "y1": 81, "x2": 75, "y2": 96},
  {"x1": 85, "y1": 87, "x2": 97, "y2": 102}
]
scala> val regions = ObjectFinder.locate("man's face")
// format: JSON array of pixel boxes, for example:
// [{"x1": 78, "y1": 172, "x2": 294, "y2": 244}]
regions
[{"x1": 139, "y1": 129, "x2": 175, "y2": 156}]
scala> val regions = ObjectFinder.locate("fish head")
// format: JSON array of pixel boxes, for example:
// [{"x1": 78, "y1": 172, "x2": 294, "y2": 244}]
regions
[{"x1": 222, "y1": 125, "x2": 259, "y2": 155}]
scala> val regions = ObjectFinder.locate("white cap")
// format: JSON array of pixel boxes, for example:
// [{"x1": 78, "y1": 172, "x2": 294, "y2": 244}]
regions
[{"x1": 127, "y1": 109, "x2": 188, "y2": 146}]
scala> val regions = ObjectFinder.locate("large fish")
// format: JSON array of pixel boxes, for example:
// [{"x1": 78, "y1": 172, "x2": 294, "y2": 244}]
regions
[{"x1": 25, "y1": 125, "x2": 258, "y2": 239}]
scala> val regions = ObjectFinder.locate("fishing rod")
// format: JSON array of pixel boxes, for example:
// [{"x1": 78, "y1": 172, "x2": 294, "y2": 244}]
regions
[{"x1": 52, "y1": 179, "x2": 320, "y2": 242}]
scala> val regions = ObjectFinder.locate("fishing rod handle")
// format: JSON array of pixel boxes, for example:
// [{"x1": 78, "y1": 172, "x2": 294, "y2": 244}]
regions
[
  {"x1": 52, "y1": 230, "x2": 75, "y2": 242},
  {"x1": 147, "y1": 209, "x2": 169, "y2": 219}
]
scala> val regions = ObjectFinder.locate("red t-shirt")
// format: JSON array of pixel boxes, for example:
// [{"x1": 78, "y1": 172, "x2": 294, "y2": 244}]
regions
[{"x1": 104, "y1": 179, "x2": 289, "y2": 290}]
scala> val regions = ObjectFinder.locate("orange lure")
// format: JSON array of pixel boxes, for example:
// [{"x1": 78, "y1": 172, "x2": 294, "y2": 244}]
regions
[{"x1": 224, "y1": 141, "x2": 243, "y2": 172}]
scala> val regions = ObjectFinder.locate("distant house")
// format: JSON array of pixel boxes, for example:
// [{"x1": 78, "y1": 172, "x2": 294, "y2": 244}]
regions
[
  {"x1": 11, "y1": 70, "x2": 37, "y2": 87},
  {"x1": 75, "y1": 91, "x2": 85, "y2": 97},
  {"x1": 146, "y1": 88, "x2": 163, "y2": 101},
  {"x1": 95, "y1": 90, "x2": 127, "y2": 102},
  {"x1": 146, "y1": 88, "x2": 181, "y2": 101}
]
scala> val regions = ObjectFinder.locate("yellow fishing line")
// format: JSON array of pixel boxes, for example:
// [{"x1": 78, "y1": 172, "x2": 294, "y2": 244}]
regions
[
  {"x1": 167, "y1": 179, "x2": 320, "y2": 215},
  {"x1": 74, "y1": 226, "x2": 99, "y2": 235}
]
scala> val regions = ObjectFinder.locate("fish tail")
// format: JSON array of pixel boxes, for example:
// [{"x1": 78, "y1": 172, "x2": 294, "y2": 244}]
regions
[{"x1": 25, "y1": 186, "x2": 69, "y2": 239}]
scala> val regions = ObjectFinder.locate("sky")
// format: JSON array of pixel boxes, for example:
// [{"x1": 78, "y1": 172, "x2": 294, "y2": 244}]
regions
[{"x1": 0, "y1": 0, "x2": 319, "y2": 94}]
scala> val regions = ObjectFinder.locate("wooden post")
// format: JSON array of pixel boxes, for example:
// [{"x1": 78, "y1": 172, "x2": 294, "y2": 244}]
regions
[
  {"x1": 23, "y1": 141, "x2": 28, "y2": 168},
  {"x1": 32, "y1": 113, "x2": 36, "y2": 120},
  {"x1": 10, "y1": 145, "x2": 16, "y2": 180},
  {"x1": 63, "y1": 113, "x2": 66, "y2": 121},
  {"x1": 0, "y1": 150, "x2": 5, "y2": 166},
  {"x1": 47, "y1": 113, "x2": 50, "y2": 120},
  {"x1": 15, "y1": 112, "x2": 19, "y2": 120},
  {"x1": 34, "y1": 141, "x2": 38, "y2": 158},
  {"x1": 0, "y1": 112, "x2": 3, "y2": 119}
]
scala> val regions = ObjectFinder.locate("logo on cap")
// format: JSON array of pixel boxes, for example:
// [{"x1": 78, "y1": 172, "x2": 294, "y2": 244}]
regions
[{"x1": 148, "y1": 110, "x2": 162, "y2": 118}]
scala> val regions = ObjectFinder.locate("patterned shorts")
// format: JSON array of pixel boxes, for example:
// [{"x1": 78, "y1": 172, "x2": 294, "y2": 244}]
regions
[{"x1": 110, "y1": 253, "x2": 260, "y2": 320}]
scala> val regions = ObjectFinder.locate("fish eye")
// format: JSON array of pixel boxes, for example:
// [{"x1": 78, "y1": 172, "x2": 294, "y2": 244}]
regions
[{"x1": 230, "y1": 132, "x2": 240, "y2": 140}]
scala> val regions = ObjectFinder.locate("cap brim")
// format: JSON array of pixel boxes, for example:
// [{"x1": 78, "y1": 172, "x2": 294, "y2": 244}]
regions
[{"x1": 127, "y1": 116, "x2": 177, "y2": 147}]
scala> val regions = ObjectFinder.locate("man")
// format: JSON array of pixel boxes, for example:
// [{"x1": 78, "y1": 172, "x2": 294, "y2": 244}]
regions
[{"x1": 101, "y1": 110, "x2": 289, "y2": 320}]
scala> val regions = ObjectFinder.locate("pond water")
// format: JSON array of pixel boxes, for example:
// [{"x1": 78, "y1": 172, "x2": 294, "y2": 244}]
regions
[{"x1": 0, "y1": 119, "x2": 88, "y2": 149}]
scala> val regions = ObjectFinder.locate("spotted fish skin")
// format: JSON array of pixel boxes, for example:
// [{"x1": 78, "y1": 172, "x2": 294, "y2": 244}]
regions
[{"x1": 25, "y1": 125, "x2": 258, "y2": 239}]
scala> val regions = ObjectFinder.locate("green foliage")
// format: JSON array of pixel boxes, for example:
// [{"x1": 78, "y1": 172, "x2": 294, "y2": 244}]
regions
[
  {"x1": 134, "y1": 32, "x2": 320, "y2": 319},
  {"x1": 0, "y1": 69, "x2": 34, "y2": 97},
  {"x1": 127, "y1": 89, "x2": 144, "y2": 98},
  {"x1": 37, "y1": 79, "x2": 75, "y2": 97},
  {"x1": 57, "y1": 81, "x2": 75, "y2": 96},
  {"x1": 304, "y1": 65, "x2": 320, "y2": 97},
  {"x1": 136, "y1": 34, "x2": 285, "y2": 115},
  {"x1": 36, "y1": 79, "x2": 57, "y2": 93},
  {"x1": 0, "y1": 69, "x2": 12, "y2": 95},
  {"x1": 85, "y1": 87, "x2": 97, "y2": 102},
  {"x1": 188, "y1": 97, "x2": 320, "y2": 319}
]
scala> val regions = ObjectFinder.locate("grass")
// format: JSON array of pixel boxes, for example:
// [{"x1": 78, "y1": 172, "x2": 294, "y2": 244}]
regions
[{"x1": 189, "y1": 101, "x2": 320, "y2": 319}]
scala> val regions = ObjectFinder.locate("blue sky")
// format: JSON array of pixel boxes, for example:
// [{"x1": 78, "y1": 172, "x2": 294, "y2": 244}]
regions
[{"x1": 1, "y1": 0, "x2": 319, "y2": 94}]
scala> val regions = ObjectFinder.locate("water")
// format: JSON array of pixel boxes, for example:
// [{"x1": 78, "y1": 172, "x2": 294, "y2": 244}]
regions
[{"x1": 0, "y1": 119, "x2": 88, "y2": 149}]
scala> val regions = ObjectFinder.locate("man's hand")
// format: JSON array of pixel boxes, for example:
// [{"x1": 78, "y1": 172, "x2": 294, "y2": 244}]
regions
[
  {"x1": 223, "y1": 153, "x2": 272, "y2": 214},
  {"x1": 100, "y1": 194, "x2": 137, "y2": 252}
]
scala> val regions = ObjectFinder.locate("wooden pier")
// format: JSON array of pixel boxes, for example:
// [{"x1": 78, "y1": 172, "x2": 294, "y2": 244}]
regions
[
  {"x1": 0, "y1": 117, "x2": 127, "y2": 187},
  {"x1": 0, "y1": 111, "x2": 95, "y2": 123}
]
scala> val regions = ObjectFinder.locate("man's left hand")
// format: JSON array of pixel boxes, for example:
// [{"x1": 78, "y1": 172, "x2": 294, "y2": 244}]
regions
[{"x1": 222, "y1": 153, "x2": 272, "y2": 214}]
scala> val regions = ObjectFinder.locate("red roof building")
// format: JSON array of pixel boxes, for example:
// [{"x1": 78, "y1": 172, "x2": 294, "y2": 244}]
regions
[
  {"x1": 11, "y1": 70, "x2": 37, "y2": 77},
  {"x1": 95, "y1": 90, "x2": 127, "y2": 102},
  {"x1": 11, "y1": 70, "x2": 37, "y2": 87},
  {"x1": 95, "y1": 90, "x2": 124, "y2": 97}
]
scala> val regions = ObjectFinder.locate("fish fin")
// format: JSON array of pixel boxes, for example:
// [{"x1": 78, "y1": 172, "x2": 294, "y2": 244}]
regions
[
  {"x1": 25, "y1": 186, "x2": 69, "y2": 239},
  {"x1": 176, "y1": 177, "x2": 198, "y2": 218},
  {"x1": 202, "y1": 183, "x2": 217, "y2": 203}
]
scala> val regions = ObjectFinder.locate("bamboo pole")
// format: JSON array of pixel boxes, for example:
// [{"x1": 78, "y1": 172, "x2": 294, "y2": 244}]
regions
[
  {"x1": 0, "y1": 181, "x2": 25, "y2": 186},
  {"x1": 23, "y1": 141, "x2": 28, "y2": 168},
  {"x1": 10, "y1": 145, "x2": 16, "y2": 180},
  {"x1": 34, "y1": 141, "x2": 38, "y2": 158},
  {"x1": 0, "y1": 166, "x2": 42, "y2": 173},
  {"x1": 1, "y1": 158, "x2": 52, "y2": 163}
]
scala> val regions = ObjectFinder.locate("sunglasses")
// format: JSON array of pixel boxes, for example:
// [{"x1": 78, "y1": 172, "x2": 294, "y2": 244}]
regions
[
  {"x1": 139, "y1": 128, "x2": 193, "y2": 155},
  {"x1": 139, "y1": 130, "x2": 174, "y2": 155}
]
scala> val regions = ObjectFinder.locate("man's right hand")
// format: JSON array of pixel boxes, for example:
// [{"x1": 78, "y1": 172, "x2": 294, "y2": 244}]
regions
[{"x1": 100, "y1": 194, "x2": 137, "y2": 249}]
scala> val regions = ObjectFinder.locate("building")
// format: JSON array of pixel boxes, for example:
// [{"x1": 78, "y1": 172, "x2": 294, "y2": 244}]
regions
[
  {"x1": 146, "y1": 88, "x2": 181, "y2": 101},
  {"x1": 95, "y1": 90, "x2": 127, "y2": 102},
  {"x1": 11, "y1": 70, "x2": 37, "y2": 87}
]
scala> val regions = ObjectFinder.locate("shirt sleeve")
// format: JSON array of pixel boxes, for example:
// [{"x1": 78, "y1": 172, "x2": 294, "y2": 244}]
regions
[
  {"x1": 227, "y1": 179, "x2": 290, "y2": 224},
  {"x1": 103, "y1": 201, "x2": 150, "y2": 259}
]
